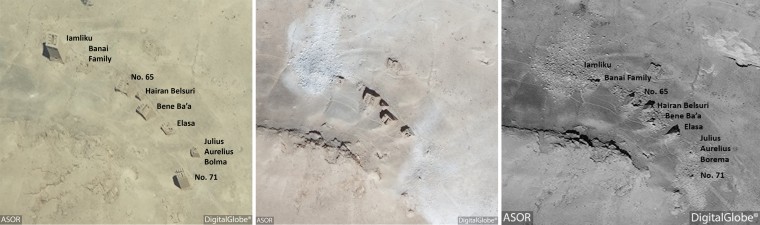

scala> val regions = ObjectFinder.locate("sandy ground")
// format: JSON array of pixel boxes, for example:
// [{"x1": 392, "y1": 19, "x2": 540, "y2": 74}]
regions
[
  {"x1": 503, "y1": 0, "x2": 760, "y2": 224},
  {"x1": 0, "y1": 1, "x2": 251, "y2": 224},
  {"x1": 257, "y1": 0, "x2": 498, "y2": 224},
  {"x1": 502, "y1": 128, "x2": 679, "y2": 224}
]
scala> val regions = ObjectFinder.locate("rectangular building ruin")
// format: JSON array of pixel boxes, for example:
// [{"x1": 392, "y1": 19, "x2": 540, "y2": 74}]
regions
[
  {"x1": 362, "y1": 87, "x2": 381, "y2": 106},
  {"x1": 134, "y1": 91, "x2": 147, "y2": 101},
  {"x1": 379, "y1": 99, "x2": 389, "y2": 108},
  {"x1": 161, "y1": 122, "x2": 176, "y2": 135},
  {"x1": 380, "y1": 109, "x2": 398, "y2": 125},
  {"x1": 136, "y1": 103, "x2": 156, "y2": 121},
  {"x1": 173, "y1": 169, "x2": 191, "y2": 190},
  {"x1": 401, "y1": 125, "x2": 414, "y2": 137},
  {"x1": 190, "y1": 147, "x2": 200, "y2": 158},
  {"x1": 114, "y1": 79, "x2": 134, "y2": 96},
  {"x1": 43, "y1": 32, "x2": 63, "y2": 63}
]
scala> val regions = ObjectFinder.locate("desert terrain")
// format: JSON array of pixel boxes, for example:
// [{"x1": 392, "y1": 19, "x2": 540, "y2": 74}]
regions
[
  {"x1": 0, "y1": 1, "x2": 251, "y2": 223},
  {"x1": 503, "y1": 0, "x2": 760, "y2": 224},
  {"x1": 257, "y1": 0, "x2": 498, "y2": 224}
]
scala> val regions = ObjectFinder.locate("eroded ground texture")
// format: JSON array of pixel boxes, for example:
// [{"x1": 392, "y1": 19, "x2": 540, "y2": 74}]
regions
[
  {"x1": 503, "y1": 0, "x2": 760, "y2": 224},
  {"x1": 257, "y1": 0, "x2": 498, "y2": 224}
]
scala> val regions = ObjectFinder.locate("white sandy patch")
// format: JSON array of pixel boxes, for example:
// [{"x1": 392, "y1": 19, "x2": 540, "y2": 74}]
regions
[
  {"x1": 704, "y1": 30, "x2": 760, "y2": 67},
  {"x1": 397, "y1": 100, "x2": 496, "y2": 223},
  {"x1": 285, "y1": 7, "x2": 344, "y2": 95}
]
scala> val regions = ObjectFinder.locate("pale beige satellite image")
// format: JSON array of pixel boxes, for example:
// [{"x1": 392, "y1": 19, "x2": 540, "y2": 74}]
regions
[
  {"x1": 0, "y1": 0, "x2": 251, "y2": 224},
  {"x1": 257, "y1": 0, "x2": 498, "y2": 224}
]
